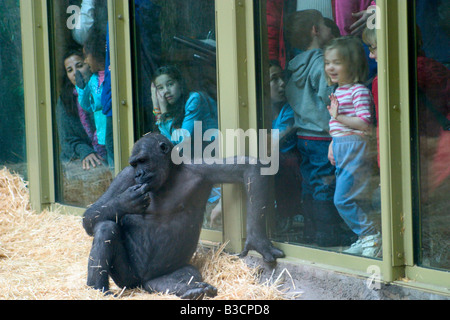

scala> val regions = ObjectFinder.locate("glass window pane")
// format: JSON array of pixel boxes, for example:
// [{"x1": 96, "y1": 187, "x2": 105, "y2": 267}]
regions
[
  {"x1": 49, "y1": 0, "x2": 113, "y2": 207},
  {"x1": 262, "y1": 0, "x2": 381, "y2": 259},
  {"x1": 412, "y1": 0, "x2": 450, "y2": 270},
  {"x1": 131, "y1": 0, "x2": 220, "y2": 230},
  {"x1": 0, "y1": 0, "x2": 27, "y2": 179}
]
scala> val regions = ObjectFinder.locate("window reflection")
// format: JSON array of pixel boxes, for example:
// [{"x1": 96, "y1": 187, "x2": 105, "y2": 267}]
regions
[
  {"x1": 0, "y1": 1, "x2": 26, "y2": 179},
  {"x1": 132, "y1": 0, "x2": 221, "y2": 230},
  {"x1": 413, "y1": 0, "x2": 450, "y2": 270},
  {"x1": 265, "y1": 1, "x2": 381, "y2": 258},
  {"x1": 51, "y1": 0, "x2": 113, "y2": 207},
  {"x1": 269, "y1": 61, "x2": 304, "y2": 241}
]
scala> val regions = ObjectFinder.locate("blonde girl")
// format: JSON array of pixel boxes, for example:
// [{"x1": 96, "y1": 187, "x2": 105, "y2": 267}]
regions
[{"x1": 323, "y1": 36, "x2": 381, "y2": 258}]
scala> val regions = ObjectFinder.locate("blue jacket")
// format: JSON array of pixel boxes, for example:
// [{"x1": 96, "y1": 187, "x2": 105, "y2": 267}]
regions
[
  {"x1": 272, "y1": 103, "x2": 296, "y2": 153},
  {"x1": 157, "y1": 92, "x2": 218, "y2": 145},
  {"x1": 76, "y1": 73, "x2": 107, "y2": 145}
]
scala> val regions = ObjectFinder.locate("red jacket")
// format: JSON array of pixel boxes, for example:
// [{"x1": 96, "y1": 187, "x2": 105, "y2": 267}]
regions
[{"x1": 267, "y1": 0, "x2": 286, "y2": 68}]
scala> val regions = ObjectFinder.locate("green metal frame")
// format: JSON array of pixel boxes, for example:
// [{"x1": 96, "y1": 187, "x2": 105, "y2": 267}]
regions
[
  {"x1": 18, "y1": 0, "x2": 449, "y2": 295},
  {"x1": 214, "y1": 0, "x2": 255, "y2": 253},
  {"x1": 378, "y1": 0, "x2": 449, "y2": 292},
  {"x1": 20, "y1": 0, "x2": 54, "y2": 213},
  {"x1": 107, "y1": 0, "x2": 135, "y2": 173}
]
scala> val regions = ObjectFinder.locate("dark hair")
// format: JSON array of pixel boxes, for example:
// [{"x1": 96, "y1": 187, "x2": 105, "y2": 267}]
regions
[
  {"x1": 324, "y1": 18, "x2": 341, "y2": 39},
  {"x1": 269, "y1": 59, "x2": 287, "y2": 81},
  {"x1": 285, "y1": 9, "x2": 324, "y2": 51},
  {"x1": 152, "y1": 65, "x2": 189, "y2": 130},
  {"x1": 269, "y1": 59, "x2": 281, "y2": 69},
  {"x1": 60, "y1": 47, "x2": 84, "y2": 116},
  {"x1": 83, "y1": 29, "x2": 106, "y2": 67}
]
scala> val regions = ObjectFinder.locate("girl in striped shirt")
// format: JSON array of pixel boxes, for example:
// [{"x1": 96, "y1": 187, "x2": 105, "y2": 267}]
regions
[{"x1": 323, "y1": 36, "x2": 381, "y2": 258}]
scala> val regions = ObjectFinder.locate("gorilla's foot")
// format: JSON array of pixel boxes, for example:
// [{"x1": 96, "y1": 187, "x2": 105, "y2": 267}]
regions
[
  {"x1": 143, "y1": 265, "x2": 217, "y2": 299},
  {"x1": 180, "y1": 282, "x2": 218, "y2": 299}
]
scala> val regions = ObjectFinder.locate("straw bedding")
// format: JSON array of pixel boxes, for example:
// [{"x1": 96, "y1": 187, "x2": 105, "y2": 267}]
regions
[{"x1": 0, "y1": 167, "x2": 286, "y2": 300}]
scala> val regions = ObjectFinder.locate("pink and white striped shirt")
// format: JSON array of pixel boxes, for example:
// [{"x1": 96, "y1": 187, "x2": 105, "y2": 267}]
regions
[{"x1": 329, "y1": 84, "x2": 373, "y2": 137}]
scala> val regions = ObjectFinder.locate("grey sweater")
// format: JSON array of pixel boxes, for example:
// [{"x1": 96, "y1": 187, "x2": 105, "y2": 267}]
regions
[
  {"x1": 55, "y1": 96, "x2": 96, "y2": 162},
  {"x1": 285, "y1": 48, "x2": 336, "y2": 139}
]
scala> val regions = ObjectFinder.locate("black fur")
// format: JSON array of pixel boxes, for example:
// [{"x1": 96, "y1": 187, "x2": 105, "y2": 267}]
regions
[{"x1": 82, "y1": 133, "x2": 284, "y2": 299}]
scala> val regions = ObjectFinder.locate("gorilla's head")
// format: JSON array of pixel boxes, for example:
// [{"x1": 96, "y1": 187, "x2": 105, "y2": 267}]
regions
[{"x1": 129, "y1": 133, "x2": 174, "y2": 191}]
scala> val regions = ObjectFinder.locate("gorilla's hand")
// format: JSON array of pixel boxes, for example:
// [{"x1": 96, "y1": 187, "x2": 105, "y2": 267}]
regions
[
  {"x1": 115, "y1": 183, "x2": 151, "y2": 214},
  {"x1": 239, "y1": 234, "x2": 285, "y2": 263}
]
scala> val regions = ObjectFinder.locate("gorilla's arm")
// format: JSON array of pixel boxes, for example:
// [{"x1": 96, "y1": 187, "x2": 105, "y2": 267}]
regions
[
  {"x1": 240, "y1": 166, "x2": 284, "y2": 263},
  {"x1": 190, "y1": 159, "x2": 285, "y2": 263},
  {"x1": 82, "y1": 166, "x2": 151, "y2": 236}
]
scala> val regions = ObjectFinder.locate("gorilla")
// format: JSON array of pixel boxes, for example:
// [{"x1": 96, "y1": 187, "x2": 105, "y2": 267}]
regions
[{"x1": 82, "y1": 133, "x2": 284, "y2": 299}]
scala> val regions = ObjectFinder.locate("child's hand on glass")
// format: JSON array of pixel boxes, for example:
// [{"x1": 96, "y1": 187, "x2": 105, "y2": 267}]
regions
[
  {"x1": 327, "y1": 94, "x2": 339, "y2": 119},
  {"x1": 151, "y1": 82, "x2": 168, "y2": 115},
  {"x1": 151, "y1": 82, "x2": 161, "y2": 117},
  {"x1": 82, "y1": 153, "x2": 104, "y2": 170},
  {"x1": 75, "y1": 69, "x2": 92, "y2": 89}
]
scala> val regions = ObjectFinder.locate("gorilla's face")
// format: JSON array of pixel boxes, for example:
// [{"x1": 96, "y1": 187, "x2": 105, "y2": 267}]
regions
[{"x1": 129, "y1": 134, "x2": 173, "y2": 191}]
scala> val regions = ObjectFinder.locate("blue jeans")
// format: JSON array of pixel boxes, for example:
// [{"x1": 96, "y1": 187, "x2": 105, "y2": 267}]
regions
[
  {"x1": 332, "y1": 135, "x2": 377, "y2": 237},
  {"x1": 297, "y1": 138, "x2": 335, "y2": 202}
]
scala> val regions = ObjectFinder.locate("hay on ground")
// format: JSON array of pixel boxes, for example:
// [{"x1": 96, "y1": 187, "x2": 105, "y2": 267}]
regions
[{"x1": 0, "y1": 167, "x2": 286, "y2": 300}]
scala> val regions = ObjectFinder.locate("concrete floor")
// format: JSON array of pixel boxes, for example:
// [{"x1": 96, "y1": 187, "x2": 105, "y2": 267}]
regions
[{"x1": 242, "y1": 255, "x2": 449, "y2": 300}]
